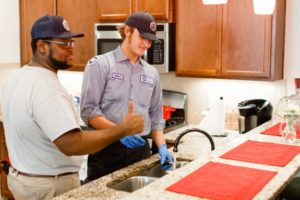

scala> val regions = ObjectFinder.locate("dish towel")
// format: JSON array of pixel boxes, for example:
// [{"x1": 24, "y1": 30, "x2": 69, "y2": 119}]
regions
[
  {"x1": 166, "y1": 161, "x2": 276, "y2": 200},
  {"x1": 260, "y1": 122, "x2": 300, "y2": 138},
  {"x1": 220, "y1": 140, "x2": 300, "y2": 167}
]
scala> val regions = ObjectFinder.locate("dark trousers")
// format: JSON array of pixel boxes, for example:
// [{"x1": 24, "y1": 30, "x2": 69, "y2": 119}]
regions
[{"x1": 85, "y1": 138, "x2": 150, "y2": 183}]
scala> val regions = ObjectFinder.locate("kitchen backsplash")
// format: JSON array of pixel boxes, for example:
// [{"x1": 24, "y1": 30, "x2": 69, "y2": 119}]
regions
[
  {"x1": 0, "y1": 67, "x2": 287, "y2": 130},
  {"x1": 159, "y1": 72, "x2": 286, "y2": 125}
]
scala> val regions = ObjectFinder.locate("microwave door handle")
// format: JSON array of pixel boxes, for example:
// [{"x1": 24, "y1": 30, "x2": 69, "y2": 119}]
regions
[{"x1": 144, "y1": 50, "x2": 148, "y2": 61}]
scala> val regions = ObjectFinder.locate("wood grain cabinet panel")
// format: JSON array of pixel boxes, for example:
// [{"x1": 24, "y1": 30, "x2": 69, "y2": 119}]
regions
[
  {"x1": 57, "y1": 0, "x2": 98, "y2": 71},
  {"x1": 176, "y1": 0, "x2": 286, "y2": 81},
  {"x1": 20, "y1": 0, "x2": 56, "y2": 67},
  {"x1": 97, "y1": 0, "x2": 132, "y2": 21},
  {"x1": 0, "y1": 122, "x2": 14, "y2": 200},
  {"x1": 176, "y1": 0, "x2": 222, "y2": 77},
  {"x1": 134, "y1": 0, "x2": 173, "y2": 21},
  {"x1": 97, "y1": 0, "x2": 173, "y2": 22}
]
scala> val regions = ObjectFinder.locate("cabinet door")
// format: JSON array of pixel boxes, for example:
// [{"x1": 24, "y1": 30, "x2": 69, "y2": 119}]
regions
[
  {"x1": 0, "y1": 123, "x2": 14, "y2": 200},
  {"x1": 97, "y1": 0, "x2": 132, "y2": 21},
  {"x1": 134, "y1": 0, "x2": 173, "y2": 21},
  {"x1": 57, "y1": 0, "x2": 98, "y2": 71},
  {"x1": 176, "y1": 0, "x2": 222, "y2": 77},
  {"x1": 221, "y1": 0, "x2": 272, "y2": 79},
  {"x1": 20, "y1": 0, "x2": 56, "y2": 66},
  {"x1": 176, "y1": 0, "x2": 285, "y2": 81}
]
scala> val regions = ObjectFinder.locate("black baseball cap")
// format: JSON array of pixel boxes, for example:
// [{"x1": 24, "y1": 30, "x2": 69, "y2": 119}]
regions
[
  {"x1": 31, "y1": 15, "x2": 84, "y2": 40},
  {"x1": 125, "y1": 12, "x2": 158, "y2": 41}
]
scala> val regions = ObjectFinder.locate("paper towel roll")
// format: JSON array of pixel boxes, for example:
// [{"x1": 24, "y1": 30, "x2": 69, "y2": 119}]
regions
[{"x1": 197, "y1": 97, "x2": 225, "y2": 136}]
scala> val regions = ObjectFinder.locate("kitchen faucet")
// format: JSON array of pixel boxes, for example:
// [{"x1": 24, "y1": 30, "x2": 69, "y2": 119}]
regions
[{"x1": 173, "y1": 128, "x2": 215, "y2": 152}]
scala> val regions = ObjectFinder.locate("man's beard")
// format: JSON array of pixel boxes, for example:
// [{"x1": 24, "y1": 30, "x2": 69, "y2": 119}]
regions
[{"x1": 49, "y1": 48, "x2": 72, "y2": 70}]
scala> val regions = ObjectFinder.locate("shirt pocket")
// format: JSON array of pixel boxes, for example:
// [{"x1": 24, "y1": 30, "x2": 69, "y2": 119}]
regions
[
  {"x1": 104, "y1": 76, "x2": 126, "y2": 102},
  {"x1": 137, "y1": 83, "x2": 154, "y2": 109}
]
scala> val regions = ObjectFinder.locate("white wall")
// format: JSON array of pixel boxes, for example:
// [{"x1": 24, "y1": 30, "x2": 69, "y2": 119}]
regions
[
  {"x1": 0, "y1": 0, "x2": 299, "y2": 125},
  {"x1": 0, "y1": 0, "x2": 20, "y2": 63},
  {"x1": 284, "y1": 0, "x2": 300, "y2": 95}
]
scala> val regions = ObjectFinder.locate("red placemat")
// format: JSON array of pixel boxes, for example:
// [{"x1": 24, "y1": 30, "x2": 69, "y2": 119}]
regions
[
  {"x1": 166, "y1": 162, "x2": 276, "y2": 200},
  {"x1": 260, "y1": 122, "x2": 300, "y2": 139},
  {"x1": 220, "y1": 140, "x2": 300, "y2": 167}
]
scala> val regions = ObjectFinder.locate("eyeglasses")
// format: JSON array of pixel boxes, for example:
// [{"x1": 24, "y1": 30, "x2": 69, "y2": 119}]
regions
[{"x1": 43, "y1": 40, "x2": 75, "y2": 48}]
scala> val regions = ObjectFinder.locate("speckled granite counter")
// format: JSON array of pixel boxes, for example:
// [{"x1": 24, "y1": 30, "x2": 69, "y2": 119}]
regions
[{"x1": 53, "y1": 120, "x2": 300, "y2": 200}]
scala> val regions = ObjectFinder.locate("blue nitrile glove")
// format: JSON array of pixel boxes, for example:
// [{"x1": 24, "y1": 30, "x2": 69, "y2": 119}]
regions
[
  {"x1": 120, "y1": 135, "x2": 145, "y2": 148},
  {"x1": 158, "y1": 144, "x2": 174, "y2": 165}
]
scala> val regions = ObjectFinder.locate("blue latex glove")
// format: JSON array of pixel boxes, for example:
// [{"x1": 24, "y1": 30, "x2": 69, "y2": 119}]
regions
[
  {"x1": 120, "y1": 135, "x2": 145, "y2": 148},
  {"x1": 158, "y1": 144, "x2": 174, "y2": 165}
]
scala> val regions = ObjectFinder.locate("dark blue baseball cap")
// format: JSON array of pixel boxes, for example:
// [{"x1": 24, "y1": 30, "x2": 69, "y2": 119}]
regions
[
  {"x1": 125, "y1": 12, "x2": 158, "y2": 41},
  {"x1": 31, "y1": 15, "x2": 84, "y2": 40}
]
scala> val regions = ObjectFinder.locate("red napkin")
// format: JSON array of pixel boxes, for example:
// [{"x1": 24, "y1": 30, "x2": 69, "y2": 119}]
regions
[
  {"x1": 166, "y1": 162, "x2": 276, "y2": 200},
  {"x1": 260, "y1": 122, "x2": 300, "y2": 139},
  {"x1": 220, "y1": 140, "x2": 300, "y2": 167}
]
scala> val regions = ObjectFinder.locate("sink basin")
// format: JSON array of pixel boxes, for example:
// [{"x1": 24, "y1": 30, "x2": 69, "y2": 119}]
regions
[
  {"x1": 109, "y1": 176, "x2": 158, "y2": 192},
  {"x1": 139, "y1": 161, "x2": 189, "y2": 178},
  {"x1": 109, "y1": 160, "x2": 190, "y2": 192}
]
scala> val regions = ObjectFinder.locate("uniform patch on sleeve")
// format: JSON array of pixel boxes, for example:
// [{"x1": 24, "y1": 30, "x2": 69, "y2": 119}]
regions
[
  {"x1": 88, "y1": 56, "x2": 98, "y2": 65},
  {"x1": 140, "y1": 75, "x2": 154, "y2": 85},
  {"x1": 112, "y1": 73, "x2": 124, "y2": 80}
]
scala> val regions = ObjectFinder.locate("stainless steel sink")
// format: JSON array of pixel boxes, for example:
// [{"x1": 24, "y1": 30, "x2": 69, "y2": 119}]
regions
[
  {"x1": 109, "y1": 176, "x2": 158, "y2": 192},
  {"x1": 109, "y1": 160, "x2": 189, "y2": 192},
  {"x1": 139, "y1": 161, "x2": 189, "y2": 178}
]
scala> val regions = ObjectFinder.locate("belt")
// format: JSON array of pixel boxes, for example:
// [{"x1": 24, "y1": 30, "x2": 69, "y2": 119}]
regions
[{"x1": 10, "y1": 167, "x2": 78, "y2": 178}]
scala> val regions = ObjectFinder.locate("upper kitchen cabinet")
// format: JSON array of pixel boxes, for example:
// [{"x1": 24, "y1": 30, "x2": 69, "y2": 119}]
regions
[
  {"x1": 176, "y1": 0, "x2": 286, "y2": 81},
  {"x1": 20, "y1": 0, "x2": 56, "y2": 67},
  {"x1": 57, "y1": 0, "x2": 98, "y2": 71},
  {"x1": 20, "y1": 0, "x2": 98, "y2": 71},
  {"x1": 97, "y1": 0, "x2": 132, "y2": 21},
  {"x1": 97, "y1": 0, "x2": 174, "y2": 22}
]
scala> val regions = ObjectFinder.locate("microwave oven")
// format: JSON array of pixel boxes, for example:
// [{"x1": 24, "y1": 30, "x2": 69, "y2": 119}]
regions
[{"x1": 94, "y1": 23, "x2": 175, "y2": 73}]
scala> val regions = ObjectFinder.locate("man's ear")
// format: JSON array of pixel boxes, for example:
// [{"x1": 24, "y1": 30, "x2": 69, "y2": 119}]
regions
[
  {"x1": 124, "y1": 25, "x2": 132, "y2": 37},
  {"x1": 36, "y1": 40, "x2": 47, "y2": 54}
]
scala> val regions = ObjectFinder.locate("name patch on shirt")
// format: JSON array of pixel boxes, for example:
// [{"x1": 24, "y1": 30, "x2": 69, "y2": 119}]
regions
[
  {"x1": 112, "y1": 73, "x2": 124, "y2": 80},
  {"x1": 140, "y1": 75, "x2": 154, "y2": 85}
]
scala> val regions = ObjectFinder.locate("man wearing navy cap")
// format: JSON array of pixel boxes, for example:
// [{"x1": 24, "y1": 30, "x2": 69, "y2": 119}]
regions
[
  {"x1": 1, "y1": 15, "x2": 144, "y2": 199},
  {"x1": 81, "y1": 12, "x2": 173, "y2": 182}
]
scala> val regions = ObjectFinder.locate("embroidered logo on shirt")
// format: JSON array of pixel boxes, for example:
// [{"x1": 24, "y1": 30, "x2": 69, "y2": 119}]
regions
[
  {"x1": 140, "y1": 75, "x2": 154, "y2": 85},
  {"x1": 112, "y1": 73, "x2": 124, "y2": 80},
  {"x1": 88, "y1": 56, "x2": 98, "y2": 65}
]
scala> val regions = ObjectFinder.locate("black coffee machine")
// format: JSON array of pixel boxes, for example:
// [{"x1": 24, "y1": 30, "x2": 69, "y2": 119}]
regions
[{"x1": 238, "y1": 99, "x2": 273, "y2": 133}]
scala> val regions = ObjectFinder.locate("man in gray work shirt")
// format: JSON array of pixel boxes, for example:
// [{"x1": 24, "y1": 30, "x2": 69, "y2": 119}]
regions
[{"x1": 80, "y1": 12, "x2": 173, "y2": 182}]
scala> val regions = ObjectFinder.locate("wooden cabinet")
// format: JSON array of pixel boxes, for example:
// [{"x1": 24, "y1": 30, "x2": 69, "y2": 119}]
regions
[
  {"x1": 57, "y1": 0, "x2": 98, "y2": 71},
  {"x1": 20, "y1": 0, "x2": 173, "y2": 71},
  {"x1": 176, "y1": 0, "x2": 286, "y2": 81},
  {"x1": 97, "y1": 0, "x2": 173, "y2": 22},
  {"x1": 20, "y1": 0, "x2": 56, "y2": 68},
  {"x1": 0, "y1": 122, "x2": 14, "y2": 200},
  {"x1": 20, "y1": 0, "x2": 97, "y2": 71}
]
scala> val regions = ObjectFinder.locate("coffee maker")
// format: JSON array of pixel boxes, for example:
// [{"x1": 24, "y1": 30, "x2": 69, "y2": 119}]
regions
[{"x1": 238, "y1": 99, "x2": 273, "y2": 133}]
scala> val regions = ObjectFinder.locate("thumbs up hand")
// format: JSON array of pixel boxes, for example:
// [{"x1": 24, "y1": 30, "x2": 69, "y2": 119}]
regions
[{"x1": 121, "y1": 100, "x2": 144, "y2": 136}]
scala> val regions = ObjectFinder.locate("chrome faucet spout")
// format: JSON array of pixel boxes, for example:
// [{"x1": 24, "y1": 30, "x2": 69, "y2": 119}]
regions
[{"x1": 173, "y1": 128, "x2": 215, "y2": 152}]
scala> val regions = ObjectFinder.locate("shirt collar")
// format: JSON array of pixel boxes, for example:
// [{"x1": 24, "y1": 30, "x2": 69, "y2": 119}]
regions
[{"x1": 114, "y1": 46, "x2": 145, "y2": 67}]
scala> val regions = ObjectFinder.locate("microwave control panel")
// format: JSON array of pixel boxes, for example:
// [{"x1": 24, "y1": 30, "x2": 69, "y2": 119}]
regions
[{"x1": 148, "y1": 39, "x2": 164, "y2": 65}]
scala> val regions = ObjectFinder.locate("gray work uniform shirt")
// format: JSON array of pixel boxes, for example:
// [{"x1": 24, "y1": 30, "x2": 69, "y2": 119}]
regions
[{"x1": 80, "y1": 46, "x2": 165, "y2": 136}]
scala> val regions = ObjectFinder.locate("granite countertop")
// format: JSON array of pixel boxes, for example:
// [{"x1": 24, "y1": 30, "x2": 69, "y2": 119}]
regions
[{"x1": 53, "y1": 120, "x2": 300, "y2": 200}]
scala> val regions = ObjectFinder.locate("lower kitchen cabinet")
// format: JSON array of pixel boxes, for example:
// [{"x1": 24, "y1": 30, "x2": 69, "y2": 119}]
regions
[
  {"x1": 176, "y1": 0, "x2": 286, "y2": 81},
  {"x1": 0, "y1": 122, "x2": 14, "y2": 200}
]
